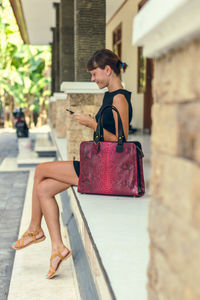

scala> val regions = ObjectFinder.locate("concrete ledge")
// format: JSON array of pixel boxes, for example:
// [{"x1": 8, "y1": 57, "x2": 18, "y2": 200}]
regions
[
  {"x1": 133, "y1": 0, "x2": 200, "y2": 57},
  {"x1": 71, "y1": 187, "x2": 150, "y2": 300},
  {"x1": 61, "y1": 82, "x2": 107, "y2": 94},
  {"x1": 17, "y1": 156, "x2": 55, "y2": 167},
  {"x1": 69, "y1": 187, "x2": 115, "y2": 300},
  {"x1": 50, "y1": 126, "x2": 151, "y2": 300}
]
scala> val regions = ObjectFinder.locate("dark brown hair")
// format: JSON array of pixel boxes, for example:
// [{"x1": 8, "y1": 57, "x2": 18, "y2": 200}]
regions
[{"x1": 87, "y1": 49, "x2": 128, "y2": 75}]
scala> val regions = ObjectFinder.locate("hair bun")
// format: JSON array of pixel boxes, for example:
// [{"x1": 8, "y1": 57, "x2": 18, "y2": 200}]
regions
[{"x1": 119, "y1": 61, "x2": 128, "y2": 73}]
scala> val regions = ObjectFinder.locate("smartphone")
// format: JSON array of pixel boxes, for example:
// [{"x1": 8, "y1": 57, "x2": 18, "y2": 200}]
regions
[{"x1": 66, "y1": 108, "x2": 75, "y2": 114}]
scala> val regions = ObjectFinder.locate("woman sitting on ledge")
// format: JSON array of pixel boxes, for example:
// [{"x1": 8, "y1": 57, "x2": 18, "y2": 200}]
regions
[{"x1": 12, "y1": 49, "x2": 132, "y2": 279}]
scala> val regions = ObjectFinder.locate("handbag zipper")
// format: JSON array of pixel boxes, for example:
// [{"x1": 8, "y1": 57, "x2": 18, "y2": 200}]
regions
[
  {"x1": 136, "y1": 148, "x2": 142, "y2": 194},
  {"x1": 134, "y1": 143, "x2": 143, "y2": 195}
]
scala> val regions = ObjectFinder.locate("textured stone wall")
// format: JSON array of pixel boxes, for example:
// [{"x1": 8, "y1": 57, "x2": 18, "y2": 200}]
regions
[
  {"x1": 54, "y1": 2, "x2": 60, "y2": 91},
  {"x1": 49, "y1": 101, "x2": 57, "y2": 128},
  {"x1": 59, "y1": 0, "x2": 74, "y2": 82},
  {"x1": 55, "y1": 99, "x2": 67, "y2": 138},
  {"x1": 148, "y1": 39, "x2": 200, "y2": 299},
  {"x1": 66, "y1": 93, "x2": 103, "y2": 160},
  {"x1": 74, "y1": 0, "x2": 105, "y2": 81}
]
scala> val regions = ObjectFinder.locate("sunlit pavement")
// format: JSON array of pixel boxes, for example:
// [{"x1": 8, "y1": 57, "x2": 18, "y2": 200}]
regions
[{"x1": 0, "y1": 127, "x2": 80, "y2": 300}]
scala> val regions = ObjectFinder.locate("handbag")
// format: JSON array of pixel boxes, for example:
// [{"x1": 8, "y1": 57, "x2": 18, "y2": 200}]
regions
[{"x1": 78, "y1": 105, "x2": 145, "y2": 197}]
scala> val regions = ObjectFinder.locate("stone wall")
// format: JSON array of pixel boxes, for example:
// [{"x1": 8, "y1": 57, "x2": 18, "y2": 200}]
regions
[
  {"x1": 55, "y1": 99, "x2": 67, "y2": 138},
  {"x1": 148, "y1": 38, "x2": 200, "y2": 299},
  {"x1": 74, "y1": 0, "x2": 105, "y2": 81},
  {"x1": 66, "y1": 93, "x2": 103, "y2": 160},
  {"x1": 49, "y1": 100, "x2": 57, "y2": 128}
]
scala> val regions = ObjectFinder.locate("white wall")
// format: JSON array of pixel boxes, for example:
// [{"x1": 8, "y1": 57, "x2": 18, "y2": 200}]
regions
[{"x1": 106, "y1": 0, "x2": 144, "y2": 129}]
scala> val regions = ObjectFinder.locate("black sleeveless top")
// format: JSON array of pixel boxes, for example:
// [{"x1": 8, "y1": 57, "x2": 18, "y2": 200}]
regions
[
  {"x1": 73, "y1": 89, "x2": 132, "y2": 177},
  {"x1": 95, "y1": 89, "x2": 132, "y2": 135}
]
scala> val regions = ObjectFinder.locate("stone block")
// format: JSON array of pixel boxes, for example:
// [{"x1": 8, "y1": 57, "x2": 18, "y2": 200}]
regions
[
  {"x1": 149, "y1": 198, "x2": 200, "y2": 297},
  {"x1": 83, "y1": 105, "x2": 98, "y2": 118},
  {"x1": 51, "y1": 102, "x2": 57, "y2": 128},
  {"x1": 178, "y1": 102, "x2": 200, "y2": 164},
  {"x1": 67, "y1": 141, "x2": 80, "y2": 153},
  {"x1": 56, "y1": 100, "x2": 67, "y2": 138},
  {"x1": 151, "y1": 102, "x2": 200, "y2": 162},
  {"x1": 67, "y1": 93, "x2": 99, "y2": 106},
  {"x1": 94, "y1": 94, "x2": 104, "y2": 107},
  {"x1": 66, "y1": 130, "x2": 83, "y2": 142},
  {"x1": 150, "y1": 153, "x2": 200, "y2": 227},
  {"x1": 153, "y1": 39, "x2": 200, "y2": 104},
  {"x1": 148, "y1": 245, "x2": 200, "y2": 300},
  {"x1": 67, "y1": 128, "x2": 93, "y2": 142},
  {"x1": 194, "y1": 137, "x2": 200, "y2": 165},
  {"x1": 151, "y1": 103, "x2": 179, "y2": 155},
  {"x1": 66, "y1": 115, "x2": 82, "y2": 131}
]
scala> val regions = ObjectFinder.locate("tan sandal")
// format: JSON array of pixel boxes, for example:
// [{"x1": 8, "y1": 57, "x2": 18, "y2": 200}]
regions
[
  {"x1": 46, "y1": 246, "x2": 72, "y2": 279},
  {"x1": 12, "y1": 228, "x2": 46, "y2": 250}
]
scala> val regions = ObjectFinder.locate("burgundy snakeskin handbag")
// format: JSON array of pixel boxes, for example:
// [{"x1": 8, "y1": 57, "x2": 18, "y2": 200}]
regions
[{"x1": 78, "y1": 105, "x2": 145, "y2": 197}]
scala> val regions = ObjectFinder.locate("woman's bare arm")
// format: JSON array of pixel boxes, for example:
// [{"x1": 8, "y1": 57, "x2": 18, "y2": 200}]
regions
[{"x1": 73, "y1": 94, "x2": 129, "y2": 141}]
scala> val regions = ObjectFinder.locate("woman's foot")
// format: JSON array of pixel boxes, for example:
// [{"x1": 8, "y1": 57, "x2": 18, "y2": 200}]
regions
[
  {"x1": 12, "y1": 228, "x2": 46, "y2": 250},
  {"x1": 45, "y1": 246, "x2": 72, "y2": 279}
]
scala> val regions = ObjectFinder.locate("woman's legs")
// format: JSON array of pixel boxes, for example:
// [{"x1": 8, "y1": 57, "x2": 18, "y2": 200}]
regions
[
  {"x1": 33, "y1": 161, "x2": 79, "y2": 278},
  {"x1": 36, "y1": 178, "x2": 70, "y2": 251},
  {"x1": 13, "y1": 161, "x2": 78, "y2": 249},
  {"x1": 36, "y1": 178, "x2": 71, "y2": 278},
  {"x1": 29, "y1": 178, "x2": 43, "y2": 231}
]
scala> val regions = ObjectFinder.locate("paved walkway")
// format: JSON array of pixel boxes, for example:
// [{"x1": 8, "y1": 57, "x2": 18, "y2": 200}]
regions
[
  {"x1": 0, "y1": 128, "x2": 80, "y2": 300},
  {"x1": 0, "y1": 171, "x2": 28, "y2": 300},
  {"x1": 0, "y1": 129, "x2": 28, "y2": 300},
  {"x1": 0, "y1": 130, "x2": 18, "y2": 164}
]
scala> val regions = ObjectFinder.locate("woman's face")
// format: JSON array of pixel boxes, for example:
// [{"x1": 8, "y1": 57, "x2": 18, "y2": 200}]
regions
[{"x1": 90, "y1": 67, "x2": 109, "y2": 89}]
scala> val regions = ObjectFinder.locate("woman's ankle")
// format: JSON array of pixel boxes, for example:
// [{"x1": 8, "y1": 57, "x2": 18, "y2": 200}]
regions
[
  {"x1": 52, "y1": 243, "x2": 66, "y2": 253},
  {"x1": 28, "y1": 224, "x2": 42, "y2": 232}
]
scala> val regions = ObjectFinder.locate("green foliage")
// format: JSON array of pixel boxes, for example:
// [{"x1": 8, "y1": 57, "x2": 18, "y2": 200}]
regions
[{"x1": 0, "y1": 0, "x2": 51, "y2": 113}]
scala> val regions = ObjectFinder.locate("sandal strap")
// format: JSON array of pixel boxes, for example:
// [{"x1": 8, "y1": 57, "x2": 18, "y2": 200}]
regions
[
  {"x1": 49, "y1": 264, "x2": 55, "y2": 274},
  {"x1": 51, "y1": 245, "x2": 68, "y2": 260},
  {"x1": 22, "y1": 228, "x2": 43, "y2": 241},
  {"x1": 51, "y1": 251, "x2": 64, "y2": 260},
  {"x1": 17, "y1": 238, "x2": 23, "y2": 248}
]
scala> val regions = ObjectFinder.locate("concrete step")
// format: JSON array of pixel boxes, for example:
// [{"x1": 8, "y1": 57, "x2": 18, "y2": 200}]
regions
[
  {"x1": 17, "y1": 152, "x2": 55, "y2": 167},
  {"x1": 16, "y1": 135, "x2": 56, "y2": 167},
  {"x1": 34, "y1": 133, "x2": 57, "y2": 157},
  {"x1": 8, "y1": 170, "x2": 81, "y2": 300}
]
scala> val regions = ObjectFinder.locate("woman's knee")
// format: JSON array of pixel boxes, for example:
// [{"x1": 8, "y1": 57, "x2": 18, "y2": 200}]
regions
[
  {"x1": 34, "y1": 163, "x2": 46, "y2": 181},
  {"x1": 36, "y1": 180, "x2": 51, "y2": 200}
]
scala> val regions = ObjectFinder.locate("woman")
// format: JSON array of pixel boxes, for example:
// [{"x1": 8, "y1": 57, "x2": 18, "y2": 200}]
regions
[{"x1": 12, "y1": 49, "x2": 132, "y2": 279}]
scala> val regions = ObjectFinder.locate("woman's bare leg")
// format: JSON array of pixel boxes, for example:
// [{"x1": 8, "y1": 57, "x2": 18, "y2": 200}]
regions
[
  {"x1": 34, "y1": 161, "x2": 78, "y2": 244},
  {"x1": 29, "y1": 179, "x2": 43, "y2": 231},
  {"x1": 36, "y1": 178, "x2": 70, "y2": 250},
  {"x1": 34, "y1": 161, "x2": 78, "y2": 278},
  {"x1": 30, "y1": 160, "x2": 78, "y2": 227},
  {"x1": 36, "y1": 178, "x2": 71, "y2": 278},
  {"x1": 13, "y1": 161, "x2": 78, "y2": 248}
]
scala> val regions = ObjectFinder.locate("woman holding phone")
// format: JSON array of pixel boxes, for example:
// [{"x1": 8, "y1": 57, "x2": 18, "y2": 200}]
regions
[{"x1": 12, "y1": 49, "x2": 132, "y2": 279}]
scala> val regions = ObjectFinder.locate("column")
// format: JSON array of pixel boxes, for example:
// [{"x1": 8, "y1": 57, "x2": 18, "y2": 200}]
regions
[
  {"x1": 59, "y1": 0, "x2": 75, "y2": 82},
  {"x1": 74, "y1": 0, "x2": 105, "y2": 81}
]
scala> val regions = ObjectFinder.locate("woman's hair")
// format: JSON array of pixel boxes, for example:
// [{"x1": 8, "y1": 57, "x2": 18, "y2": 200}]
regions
[{"x1": 87, "y1": 49, "x2": 128, "y2": 75}]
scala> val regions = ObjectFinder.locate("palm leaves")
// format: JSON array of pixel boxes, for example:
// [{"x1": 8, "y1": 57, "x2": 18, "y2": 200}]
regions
[{"x1": 0, "y1": 0, "x2": 51, "y2": 113}]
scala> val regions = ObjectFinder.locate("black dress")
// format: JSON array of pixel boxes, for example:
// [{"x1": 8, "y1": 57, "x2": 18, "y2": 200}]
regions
[{"x1": 73, "y1": 89, "x2": 132, "y2": 177}]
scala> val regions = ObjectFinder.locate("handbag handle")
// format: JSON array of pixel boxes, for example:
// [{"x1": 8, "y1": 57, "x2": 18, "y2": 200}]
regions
[{"x1": 94, "y1": 105, "x2": 126, "y2": 152}]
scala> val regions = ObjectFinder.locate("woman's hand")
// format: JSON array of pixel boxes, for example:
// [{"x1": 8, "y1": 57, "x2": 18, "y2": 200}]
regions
[{"x1": 73, "y1": 113, "x2": 97, "y2": 130}]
